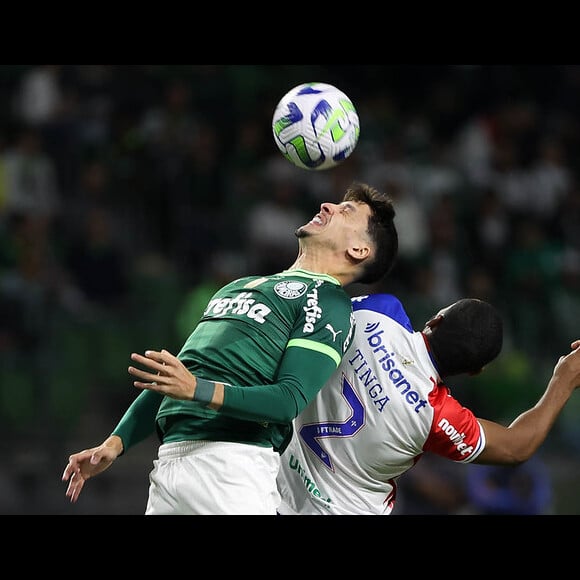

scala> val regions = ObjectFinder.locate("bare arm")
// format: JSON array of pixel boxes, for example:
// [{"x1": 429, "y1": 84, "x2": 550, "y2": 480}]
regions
[{"x1": 475, "y1": 339, "x2": 580, "y2": 465}]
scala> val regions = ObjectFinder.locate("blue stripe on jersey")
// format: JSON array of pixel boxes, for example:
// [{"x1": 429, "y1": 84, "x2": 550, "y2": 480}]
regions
[{"x1": 350, "y1": 294, "x2": 414, "y2": 333}]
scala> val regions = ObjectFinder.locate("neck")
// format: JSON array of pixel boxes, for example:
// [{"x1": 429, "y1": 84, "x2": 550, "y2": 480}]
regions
[
  {"x1": 421, "y1": 331, "x2": 442, "y2": 377},
  {"x1": 287, "y1": 254, "x2": 353, "y2": 286}
]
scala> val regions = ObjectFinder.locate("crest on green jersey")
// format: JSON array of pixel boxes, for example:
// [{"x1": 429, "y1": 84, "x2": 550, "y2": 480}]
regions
[{"x1": 274, "y1": 281, "x2": 308, "y2": 299}]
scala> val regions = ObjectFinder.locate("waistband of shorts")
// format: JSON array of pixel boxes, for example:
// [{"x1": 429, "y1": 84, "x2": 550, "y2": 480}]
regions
[{"x1": 157, "y1": 440, "x2": 266, "y2": 459}]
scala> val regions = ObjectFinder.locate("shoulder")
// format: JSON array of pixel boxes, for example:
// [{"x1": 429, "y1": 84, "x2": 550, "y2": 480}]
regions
[
  {"x1": 425, "y1": 384, "x2": 483, "y2": 463},
  {"x1": 352, "y1": 293, "x2": 414, "y2": 332}
]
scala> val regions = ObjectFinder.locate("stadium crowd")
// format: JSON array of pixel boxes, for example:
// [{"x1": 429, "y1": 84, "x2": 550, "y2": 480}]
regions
[{"x1": 1, "y1": 65, "x2": 579, "y2": 514}]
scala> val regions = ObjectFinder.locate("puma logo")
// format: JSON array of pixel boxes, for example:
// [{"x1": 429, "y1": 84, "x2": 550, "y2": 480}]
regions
[{"x1": 325, "y1": 324, "x2": 342, "y2": 342}]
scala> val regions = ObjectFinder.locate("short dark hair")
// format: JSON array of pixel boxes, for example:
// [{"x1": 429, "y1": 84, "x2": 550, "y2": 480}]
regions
[
  {"x1": 343, "y1": 182, "x2": 398, "y2": 285},
  {"x1": 428, "y1": 298, "x2": 503, "y2": 377}
]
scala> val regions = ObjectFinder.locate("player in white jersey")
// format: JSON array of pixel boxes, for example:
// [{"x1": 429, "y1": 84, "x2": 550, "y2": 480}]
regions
[{"x1": 276, "y1": 293, "x2": 580, "y2": 515}]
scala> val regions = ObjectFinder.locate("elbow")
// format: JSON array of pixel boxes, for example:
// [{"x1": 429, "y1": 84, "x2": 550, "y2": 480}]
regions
[
  {"x1": 480, "y1": 445, "x2": 535, "y2": 466},
  {"x1": 279, "y1": 413, "x2": 298, "y2": 424},
  {"x1": 277, "y1": 406, "x2": 302, "y2": 424},
  {"x1": 277, "y1": 389, "x2": 309, "y2": 423},
  {"x1": 502, "y1": 448, "x2": 535, "y2": 466}
]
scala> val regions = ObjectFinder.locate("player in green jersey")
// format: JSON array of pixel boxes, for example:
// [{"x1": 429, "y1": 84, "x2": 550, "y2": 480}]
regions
[{"x1": 62, "y1": 182, "x2": 399, "y2": 514}]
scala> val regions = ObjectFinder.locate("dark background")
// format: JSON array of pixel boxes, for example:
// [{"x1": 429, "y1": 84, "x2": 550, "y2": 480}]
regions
[{"x1": 1, "y1": 65, "x2": 579, "y2": 515}]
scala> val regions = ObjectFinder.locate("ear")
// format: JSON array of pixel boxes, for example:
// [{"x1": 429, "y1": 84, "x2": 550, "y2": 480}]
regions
[
  {"x1": 425, "y1": 314, "x2": 444, "y2": 330},
  {"x1": 346, "y1": 245, "x2": 371, "y2": 263}
]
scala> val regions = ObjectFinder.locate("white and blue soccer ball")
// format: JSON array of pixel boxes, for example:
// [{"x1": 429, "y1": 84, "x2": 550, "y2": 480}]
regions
[{"x1": 272, "y1": 82, "x2": 360, "y2": 171}]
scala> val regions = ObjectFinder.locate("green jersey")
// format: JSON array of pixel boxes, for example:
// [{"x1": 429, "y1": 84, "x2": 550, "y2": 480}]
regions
[{"x1": 113, "y1": 269, "x2": 355, "y2": 453}]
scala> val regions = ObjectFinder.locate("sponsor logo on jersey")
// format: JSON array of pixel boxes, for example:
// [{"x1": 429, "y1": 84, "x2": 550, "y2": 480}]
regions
[
  {"x1": 437, "y1": 417, "x2": 474, "y2": 456},
  {"x1": 204, "y1": 292, "x2": 272, "y2": 324},
  {"x1": 302, "y1": 284, "x2": 323, "y2": 333},
  {"x1": 346, "y1": 321, "x2": 428, "y2": 414},
  {"x1": 274, "y1": 280, "x2": 308, "y2": 299},
  {"x1": 343, "y1": 312, "x2": 355, "y2": 353},
  {"x1": 324, "y1": 323, "x2": 342, "y2": 341},
  {"x1": 285, "y1": 453, "x2": 332, "y2": 508}
]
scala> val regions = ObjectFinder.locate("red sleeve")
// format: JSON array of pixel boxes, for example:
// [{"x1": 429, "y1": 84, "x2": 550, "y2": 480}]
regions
[{"x1": 422, "y1": 384, "x2": 485, "y2": 463}]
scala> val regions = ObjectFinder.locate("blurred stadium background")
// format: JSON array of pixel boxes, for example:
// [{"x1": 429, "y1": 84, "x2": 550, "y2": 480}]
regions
[{"x1": 1, "y1": 65, "x2": 579, "y2": 515}]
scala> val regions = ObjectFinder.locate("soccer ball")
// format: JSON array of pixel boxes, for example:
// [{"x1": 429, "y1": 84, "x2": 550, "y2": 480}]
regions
[{"x1": 272, "y1": 82, "x2": 360, "y2": 171}]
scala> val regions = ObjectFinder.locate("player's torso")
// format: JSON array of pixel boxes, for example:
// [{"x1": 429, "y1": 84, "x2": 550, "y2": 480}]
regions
[
  {"x1": 157, "y1": 270, "x2": 354, "y2": 444},
  {"x1": 179, "y1": 271, "x2": 352, "y2": 385},
  {"x1": 278, "y1": 295, "x2": 441, "y2": 515}
]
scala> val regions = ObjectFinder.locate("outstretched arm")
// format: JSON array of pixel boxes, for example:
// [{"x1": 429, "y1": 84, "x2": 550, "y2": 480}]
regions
[{"x1": 476, "y1": 339, "x2": 580, "y2": 465}]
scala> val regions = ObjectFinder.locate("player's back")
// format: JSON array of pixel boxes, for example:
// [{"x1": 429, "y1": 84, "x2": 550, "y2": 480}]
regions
[{"x1": 277, "y1": 293, "x2": 482, "y2": 515}]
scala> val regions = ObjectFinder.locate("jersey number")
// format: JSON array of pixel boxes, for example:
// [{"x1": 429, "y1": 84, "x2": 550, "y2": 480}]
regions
[{"x1": 298, "y1": 373, "x2": 365, "y2": 471}]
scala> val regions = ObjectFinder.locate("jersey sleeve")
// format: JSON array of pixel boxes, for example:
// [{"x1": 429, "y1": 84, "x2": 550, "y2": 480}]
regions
[
  {"x1": 422, "y1": 386, "x2": 486, "y2": 463},
  {"x1": 220, "y1": 286, "x2": 354, "y2": 423},
  {"x1": 111, "y1": 389, "x2": 164, "y2": 453},
  {"x1": 221, "y1": 347, "x2": 338, "y2": 423}
]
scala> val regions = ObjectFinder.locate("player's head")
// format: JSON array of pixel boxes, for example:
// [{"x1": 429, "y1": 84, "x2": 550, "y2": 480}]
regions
[
  {"x1": 423, "y1": 298, "x2": 503, "y2": 378},
  {"x1": 295, "y1": 182, "x2": 398, "y2": 285}
]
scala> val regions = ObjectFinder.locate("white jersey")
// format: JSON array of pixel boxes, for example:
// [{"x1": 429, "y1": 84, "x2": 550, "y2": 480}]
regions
[{"x1": 276, "y1": 293, "x2": 486, "y2": 515}]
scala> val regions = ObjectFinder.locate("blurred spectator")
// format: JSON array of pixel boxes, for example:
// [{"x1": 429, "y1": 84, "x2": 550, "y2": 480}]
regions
[
  {"x1": 244, "y1": 178, "x2": 309, "y2": 274},
  {"x1": 0, "y1": 213, "x2": 53, "y2": 352},
  {"x1": 63, "y1": 206, "x2": 130, "y2": 312},
  {"x1": 376, "y1": 176, "x2": 428, "y2": 290},
  {"x1": 59, "y1": 158, "x2": 131, "y2": 314},
  {"x1": 362, "y1": 137, "x2": 413, "y2": 205},
  {"x1": 175, "y1": 120, "x2": 226, "y2": 271},
  {"x1": 410, "y1": 134, "x2": 465, "y2": 210},
  {"x1": 467, "y1": 186, "x2": 511, "y2": 278},
  {"x1": 503, "y1": 217, "x2": 562, "y2": 358},
  {"x1": 139, "y1": 77, "x2": 198, "y2": 153},
  {"x1": 528, "y1": 137, "x2": 571, "y2": 226},
  {"x1": 72, "y1": 65, "x2": 115, "y2": 150},
  {"x1": 63, "y1": 158, "x2": 128, "y2": 242},
  {"x1": 452, "y1": 107, "x2": 497, "y2": 189},
  {"x1": 397, "y1": 262, "x2": 443, "y2": 333},
  {"x1": 0, "y1": 126, "x2": 61, "y2": 220},
  {"x1": 396, "y1": 454, "x2": 469, "y2": 515},
  {"x1": 12, "y1": 65, "x2": 83, "y2": 194},
  {"x1": 464, "y1": 265, "x2": 499, "y2": 304},
  {"x1": 0, "y1": 211, "x2": 76, "y2": 441},
  {"x1": 423, "y1": 193, "x2": 466, "y2": 306},
  {"x1": 12, "y1": 65, "x2": 64, "y2": 127},
  {"x1": 138, "y1": 77, "x2": 200, "y2": 255},
  {"x1": 558, "y1": 182, "x2": 580, "y2": 252}
]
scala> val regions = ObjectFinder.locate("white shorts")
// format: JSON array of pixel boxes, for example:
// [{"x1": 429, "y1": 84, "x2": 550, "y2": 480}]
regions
[{"x1": 145, "y1": 440, "x2": 281, "y2": 515}]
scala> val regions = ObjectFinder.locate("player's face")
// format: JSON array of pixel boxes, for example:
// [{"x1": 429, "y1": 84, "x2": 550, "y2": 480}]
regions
[{"x1": 295, "y1": 201, "x2": 372, "y2": 250}]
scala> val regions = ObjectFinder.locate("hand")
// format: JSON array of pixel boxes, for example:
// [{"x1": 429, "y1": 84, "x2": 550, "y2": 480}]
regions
[
  {"x1": 553, "y1": 339, "x2": 580, "y2": 391},
  {"x1": 62, "y1": 436, "x2": 123, "y2": 503},
  {"x1": 129, "y1": 349, "x2": 196, "y2": 401}
]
